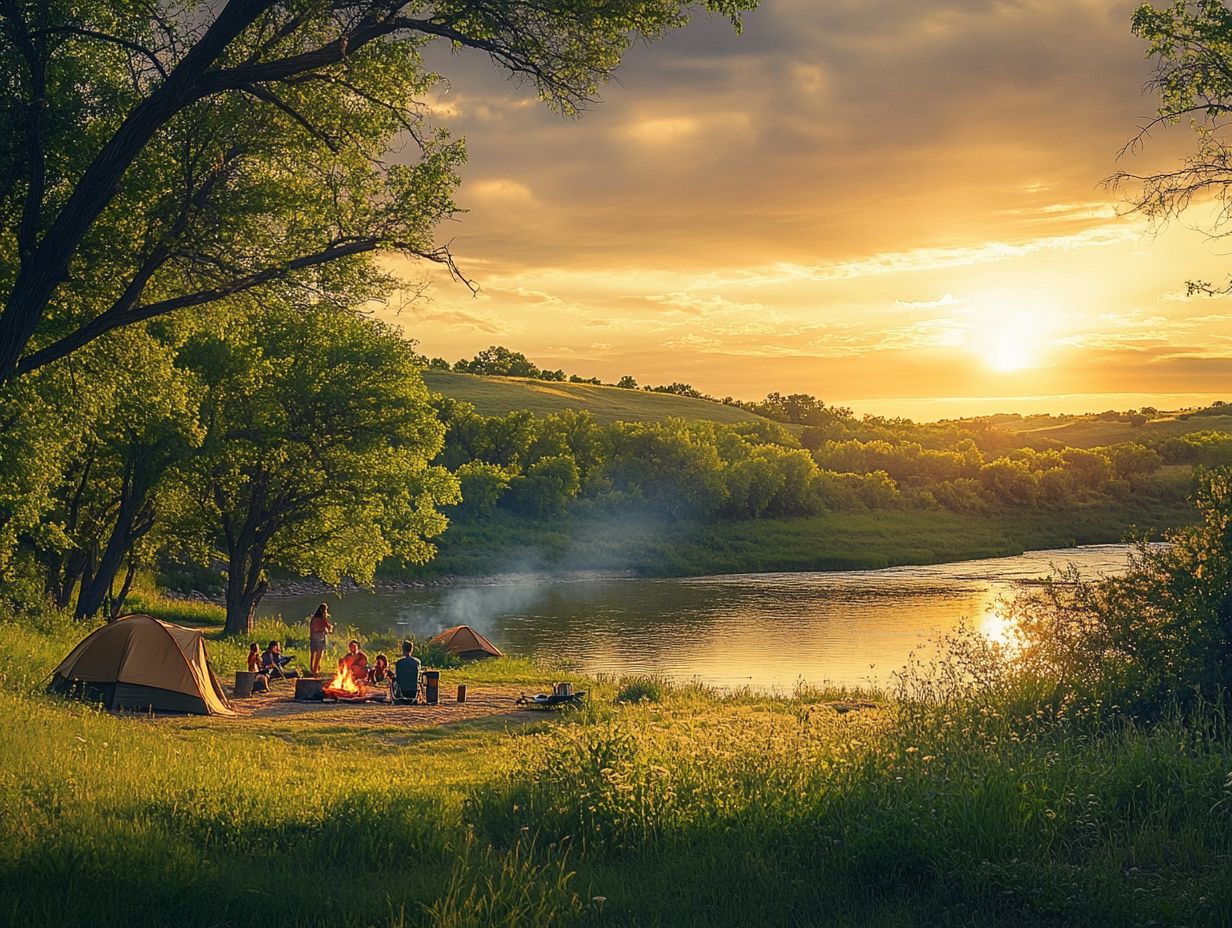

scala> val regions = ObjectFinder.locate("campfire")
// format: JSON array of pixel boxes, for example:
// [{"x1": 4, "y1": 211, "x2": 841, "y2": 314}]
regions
[{"x1": 322, "y1": 661, "x2": 369, "y2": 700}]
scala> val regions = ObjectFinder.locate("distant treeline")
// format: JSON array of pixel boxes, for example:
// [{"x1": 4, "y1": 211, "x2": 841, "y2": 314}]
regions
[
  {"x1": 431, "y1": 396, "x2": 1227, "y2": 526},
  {"x1": 8, "y1": 315, "x2": 1228, "y2": 634}
]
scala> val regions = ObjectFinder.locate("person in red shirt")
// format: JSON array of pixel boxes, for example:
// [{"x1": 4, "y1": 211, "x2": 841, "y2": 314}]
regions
[{"x1": 308, "y1": 603, "x2": 333, "y2": 676}]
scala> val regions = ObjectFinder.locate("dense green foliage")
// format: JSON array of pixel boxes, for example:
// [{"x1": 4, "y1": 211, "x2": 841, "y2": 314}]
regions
[
  {"x1": 3, "y1": 302, "x2": 458, "y2": 631},
  {"x1": 1014, "y1": 467, "x2": 1232, "y2": 717},
  {"x1": 169, "y1": 307, "x2": 459, "y2": 632},
  {"x1": 0, "y1": 1, "x2": 759, "y2": 382},
  {"x1": 427, "y1": 397, "x2": 1208, "y2": 530}
]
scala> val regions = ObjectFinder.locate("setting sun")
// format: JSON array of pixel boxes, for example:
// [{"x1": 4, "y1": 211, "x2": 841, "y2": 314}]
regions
[{"x1": 981, "y1": 316, "x2": 1038, "y2": 372}]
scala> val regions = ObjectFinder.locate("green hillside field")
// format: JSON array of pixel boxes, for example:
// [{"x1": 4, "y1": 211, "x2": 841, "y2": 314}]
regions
[
  {"x1": 422, "y1": 370, "x2": 768, "y2": 425},
  {"x1": 426, "y1": 370, "x2": 1230, "y2": 448},
  {"x1": 1006, "y1": 410, "x2": 1232, "y2": 448}
]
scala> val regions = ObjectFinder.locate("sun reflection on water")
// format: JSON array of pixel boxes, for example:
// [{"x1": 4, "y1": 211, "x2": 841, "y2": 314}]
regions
[{"x1": 980, "y1": 602, "x2": 1018, "y2": 649}]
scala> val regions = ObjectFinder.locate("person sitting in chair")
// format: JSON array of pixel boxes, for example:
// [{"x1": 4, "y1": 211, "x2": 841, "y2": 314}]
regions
[
  {"x1": 261, "y1": 640, "x2": 299, "y2": 679},
  {"x1": 393, "y1": 640, "x2": 421, "y2": 704}
]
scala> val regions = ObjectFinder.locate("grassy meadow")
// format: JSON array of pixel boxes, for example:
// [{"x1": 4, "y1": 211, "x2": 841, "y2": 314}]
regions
[
  {"x1": 424, "y1": 369, "x2": 1230, "y2": 450},
  {"x1": 1009, "y1": 409, "x2": 1232, "y2": 449},
  {"x1": 3, "y1": 581, "x2": 1232, "y2": 927}
]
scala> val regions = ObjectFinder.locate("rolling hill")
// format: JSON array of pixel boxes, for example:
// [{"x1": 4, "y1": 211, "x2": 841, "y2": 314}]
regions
[
  {"x1": 1004, "y1": 410, "x2": 1232, "y2": 448},
  {"x1": 422, "y1": 370, "x2": 770, "y2": 425}
]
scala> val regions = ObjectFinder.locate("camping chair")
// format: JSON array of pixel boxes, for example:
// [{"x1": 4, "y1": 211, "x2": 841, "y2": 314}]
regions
[{"x1": 391, "y1": 660, "x2": 420, "y2": 705}]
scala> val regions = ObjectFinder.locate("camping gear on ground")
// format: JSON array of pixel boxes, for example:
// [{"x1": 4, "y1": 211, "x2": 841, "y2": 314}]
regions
[
  {"x1": 456, "y1": 684, "x2": 467, "y2": 703},
  {"x1": 48, "y1": 614, "x2": 234, "y2": 716},
  {"x1": 517, "y1": 687, "x2": 586, "y2": 709},
  {"x1": 234, "y1": 670, "x2": 258, "y2": 698},
  {"x1": 423, "y1": 670, "x2": 440, "y2": 705},
  {"x1": 429, "y1": 625, "x2": 502, "y2": 660},
  {"x1": 294, "y1": 678, "x2": 326, "y2": 701}
]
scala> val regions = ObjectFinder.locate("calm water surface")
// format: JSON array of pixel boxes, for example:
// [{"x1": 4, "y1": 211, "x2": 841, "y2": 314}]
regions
[{"x1": 258, "y1": 545, "x2": 1141, "y2": 691}]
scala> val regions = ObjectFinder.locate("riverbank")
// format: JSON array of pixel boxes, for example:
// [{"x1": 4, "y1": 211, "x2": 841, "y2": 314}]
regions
[
  {"x1": 193, "y1": 493, "x2": 1201, "y2": 601},
  {"x1": 378, "y1": 493, "x2": 1198, "y2": 582},
  {"x1": 256, "y1": 545, "x2": 1144, "y2": 693}
]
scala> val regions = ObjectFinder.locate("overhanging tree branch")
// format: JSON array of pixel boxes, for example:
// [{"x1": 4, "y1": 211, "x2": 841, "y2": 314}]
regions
[
  {"x1": 28, "y1": 25, "x2": 171, "y2": 79},
  {"x1": 14, "y1": 237, "x2": 466, "y2": 376}
]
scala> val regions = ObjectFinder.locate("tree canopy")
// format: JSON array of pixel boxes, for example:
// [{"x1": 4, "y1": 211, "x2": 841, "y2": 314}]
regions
[
  {"x1": 0, "y1": 0, "x2": 759, "y2": 383},
  {"x1": 171, "y1": 303, "x2": 458, "y2": 633}
]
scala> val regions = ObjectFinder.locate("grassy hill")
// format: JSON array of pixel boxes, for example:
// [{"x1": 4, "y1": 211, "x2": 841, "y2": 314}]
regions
[
  {"x1": 422, "y1": 370, "x2": 769, "y2": 425},
  {"x1": 1005, "y1": 409, "x2": 1232, "y2": 448}
]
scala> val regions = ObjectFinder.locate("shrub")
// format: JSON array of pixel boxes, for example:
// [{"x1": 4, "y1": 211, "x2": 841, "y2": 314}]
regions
[
  {"x1": 616, "y1": 676, "x2": 664, "y2": 703},
  {"x1": 1012, "y1": 467, "x2": 1232, "y2": 717}
]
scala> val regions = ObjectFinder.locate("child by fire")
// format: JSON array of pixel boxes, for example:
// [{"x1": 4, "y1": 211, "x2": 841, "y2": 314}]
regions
[{"x1": 369, "y1": 653, "x2": 392, "y2": 684}]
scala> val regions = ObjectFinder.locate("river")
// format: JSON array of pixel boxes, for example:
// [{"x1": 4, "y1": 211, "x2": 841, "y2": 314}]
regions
[{"x1": 256, "y1": 545, "x2": 1142, "y2": 692}]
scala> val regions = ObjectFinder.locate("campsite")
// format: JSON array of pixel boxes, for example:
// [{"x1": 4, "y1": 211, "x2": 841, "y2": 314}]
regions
[
  {"x1": 7, "y1": 1, "x2": 1232, "y2": 926},
  {"x1": 45, "y1": 613, "x2": 544, "y2": 734}
]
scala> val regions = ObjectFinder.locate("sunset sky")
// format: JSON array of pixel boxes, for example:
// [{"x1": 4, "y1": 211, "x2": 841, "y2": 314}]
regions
[{"x1": 384, "y1": 0, "x2": 1232, "y2": 420}]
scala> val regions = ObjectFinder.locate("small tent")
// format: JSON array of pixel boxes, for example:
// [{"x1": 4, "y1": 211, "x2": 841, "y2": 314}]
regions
[
  {"x1": 429, "y1": 625, "x2": 503, "y2": 660},
  {"x1": 48, "y1": 614, "x2": 234, "y2": 716}
]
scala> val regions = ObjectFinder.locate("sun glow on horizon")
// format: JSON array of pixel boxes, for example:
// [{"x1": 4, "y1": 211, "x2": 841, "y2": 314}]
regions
[{"x1": 969, "y1": 293, "x2": 1064, "y2": 374}]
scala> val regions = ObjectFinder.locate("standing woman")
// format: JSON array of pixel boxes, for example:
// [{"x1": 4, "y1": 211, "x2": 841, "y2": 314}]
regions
[{"x1": 308, "y1": 603, "x2": 333, "y2": 676}]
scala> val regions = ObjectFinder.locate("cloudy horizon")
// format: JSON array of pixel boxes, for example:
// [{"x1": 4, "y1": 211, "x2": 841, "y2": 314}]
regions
[{"x1": 379, "y1": 0, "x2": 1232, "y2": 420}]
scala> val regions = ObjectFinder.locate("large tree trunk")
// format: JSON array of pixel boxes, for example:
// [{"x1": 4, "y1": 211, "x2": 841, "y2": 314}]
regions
[
  {"x1": 49, "y1": 548, "x2": 88, "y2": 609},
  {"x1": 223, "y1": 564, "x2": 267, "y2": 636},
  {"x1": 74, "y1": 454, "x2": 156, "y2": 620},
  {"x1": 109, "y1": 553, "x2": 138, "y2": 622},
  {"x1": 223, "y1": 529, "x2": 270, "y2": 636}
]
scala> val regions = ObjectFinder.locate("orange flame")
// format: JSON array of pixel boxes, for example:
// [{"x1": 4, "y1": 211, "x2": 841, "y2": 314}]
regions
[{"x1": 323, "y1": 659, "x2": 365, "y2": 699}]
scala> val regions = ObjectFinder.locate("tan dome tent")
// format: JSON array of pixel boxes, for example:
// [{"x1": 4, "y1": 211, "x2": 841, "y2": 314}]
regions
[
  {"x1": 429, "y1": 625, "x2": 503, "y2": 660},
  {"x1": 48, "y1": 614, "x2": 234, "y2": 716}
]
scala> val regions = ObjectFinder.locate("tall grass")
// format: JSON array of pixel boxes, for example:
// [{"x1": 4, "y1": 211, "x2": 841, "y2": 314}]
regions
[
  {"x1": 466, "y1": 694, "x2": 1232, "y2": 926},
  {"x1": 3, "y1": 646, "x2": 1231, "y2": 926}
]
